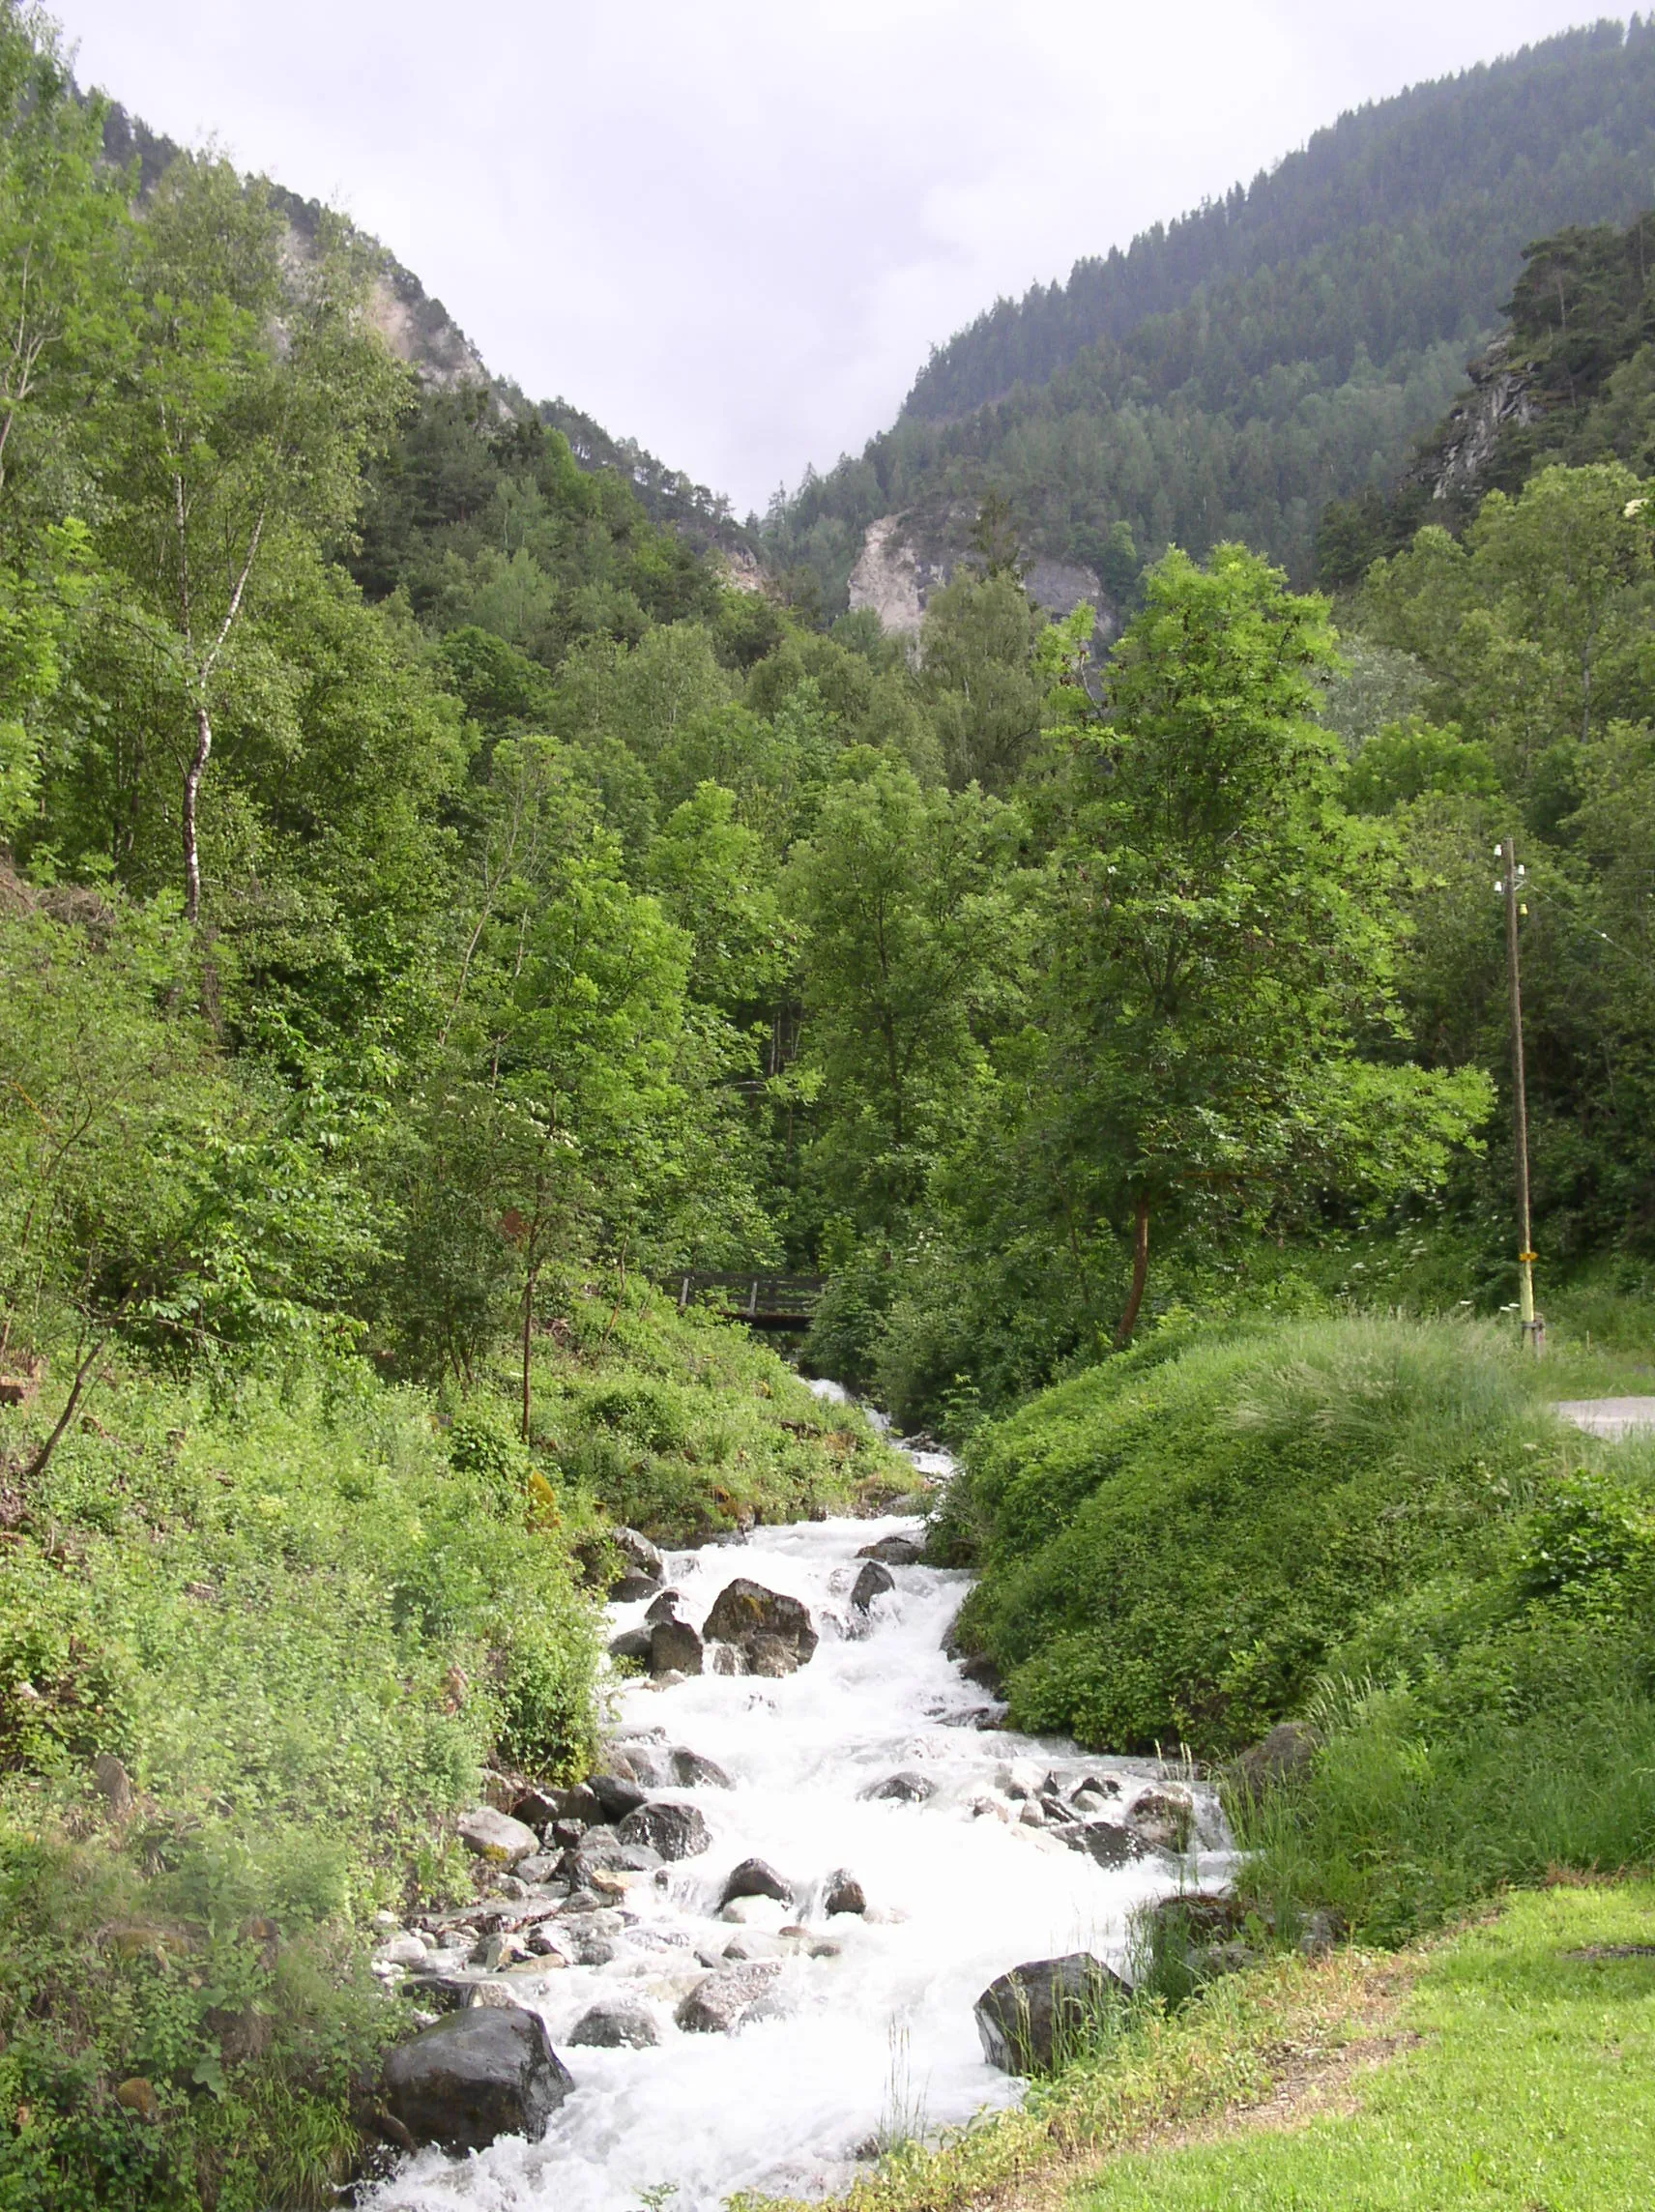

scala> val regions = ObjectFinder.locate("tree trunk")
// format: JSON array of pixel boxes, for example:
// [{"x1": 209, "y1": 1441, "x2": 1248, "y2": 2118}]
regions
[
  {"x1": 25, "y1": 1332, "x2": 108, "y2": 1482},
  {"x1": 183, "y1": 699, "x2": 213, "y2": 924},
  {"x1": 521, "y1": 1264, "x2": 537, "y2": 1443},
  {"x1": 1112, "y1": 1195, "x2": 1151, "y2": 1351}
]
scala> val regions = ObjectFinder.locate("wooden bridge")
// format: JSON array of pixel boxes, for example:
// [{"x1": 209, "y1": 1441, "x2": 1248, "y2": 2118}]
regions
[{"x1": 670, "y1": 1272, "x2": 826, "y2": 1331}]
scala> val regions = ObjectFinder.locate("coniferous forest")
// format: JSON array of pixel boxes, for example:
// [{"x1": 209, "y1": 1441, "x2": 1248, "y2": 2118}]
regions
[{"x1": 5, "y1": 7, "x2": 1655, "y2": 2206}]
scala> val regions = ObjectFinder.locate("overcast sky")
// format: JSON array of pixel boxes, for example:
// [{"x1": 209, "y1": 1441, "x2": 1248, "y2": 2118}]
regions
[{"x1": 60, "y1": 1, "x2": 1611, "y2": 515}]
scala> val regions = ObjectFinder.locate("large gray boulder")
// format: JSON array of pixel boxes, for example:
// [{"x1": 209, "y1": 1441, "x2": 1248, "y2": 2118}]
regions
[
  {"x1": 703, "y1": 1579, "x2": 818, "y2": 1674},
  {"x1": 617, "y1": 1800, "x2": 711, "y2": 1861},
  {"x1": 384, "y1": 2006, "x2": 573, "y2": 2151},
  {"x1": 671, "y1": 1747, "x2": 734, "y2": 1789},
  {"x1": 587, "y1": 1772, "x2": 648, "y2": 1822},
  {"x1": 973, "y1": 1953, "x2": 1127, "y2": 2075},
  {"x1": 614, "y1": 1527, "x2": 665, "y2": 1580},
  {"x1": 1065, "y1": 1819, "x2": 1150, "y2": 1869},
  {"x1": 456, "y1": 1807, "x2": 541, "y2": 1865},
  {"x1": 1125, "y1": 1787, "x2": 1195, "y2": 1853},
  {"x1": 675, "y1": 1960, "x2": 782, "y2": 2034}
]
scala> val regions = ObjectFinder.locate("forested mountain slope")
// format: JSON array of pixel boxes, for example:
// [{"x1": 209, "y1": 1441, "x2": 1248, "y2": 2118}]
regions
[{"x1": 763, "y1": 17, "x2": 1655, "y2": 607}]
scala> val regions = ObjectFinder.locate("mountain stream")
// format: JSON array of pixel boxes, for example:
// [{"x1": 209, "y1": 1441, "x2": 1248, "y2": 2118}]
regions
[{"x1": 370, "y1": 1388, "x2": 1232, "y2": 2212}]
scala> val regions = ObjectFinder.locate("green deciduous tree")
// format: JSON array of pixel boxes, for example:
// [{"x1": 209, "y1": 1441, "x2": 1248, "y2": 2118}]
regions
[{"x1": 1036, "y1": 544, "x2": 1492, "y2": 1343}]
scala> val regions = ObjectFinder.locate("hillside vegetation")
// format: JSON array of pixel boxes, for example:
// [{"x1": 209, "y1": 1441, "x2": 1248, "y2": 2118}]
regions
[{"x1": 764, "y1": 19, "x2": 1655, "y2": 603}]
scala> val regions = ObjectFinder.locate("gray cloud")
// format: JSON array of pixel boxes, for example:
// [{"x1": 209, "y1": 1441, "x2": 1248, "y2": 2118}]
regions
[{"x1": 62, "y1": 1, "x2": 1608, "y2": 512}]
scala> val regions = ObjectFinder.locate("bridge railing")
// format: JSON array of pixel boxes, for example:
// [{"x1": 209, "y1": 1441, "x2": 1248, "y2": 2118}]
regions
[{"x1": 668, "y1": 1272, "x2": 826, "y2": 1327}]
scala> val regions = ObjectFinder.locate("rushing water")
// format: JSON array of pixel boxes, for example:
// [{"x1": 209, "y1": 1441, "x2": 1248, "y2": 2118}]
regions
[{"x1": 370, "y1": 1399, "x2": 1231, "y2": 2212}]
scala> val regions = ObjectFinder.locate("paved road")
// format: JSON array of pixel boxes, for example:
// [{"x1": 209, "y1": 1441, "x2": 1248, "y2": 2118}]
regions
[{"x1": 1554, "y1": 1397, "x2": 1655, "y2": 1440}]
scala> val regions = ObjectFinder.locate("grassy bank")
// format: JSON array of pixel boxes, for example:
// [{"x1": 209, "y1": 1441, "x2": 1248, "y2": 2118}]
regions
[
  {"x1": 771, "y1": 1883, "x2": 1655, "y2": 2212},
  {"x1": 937, "y1": 1312, "x2": 1655, "y2": 1937},
  {"x1": 0, "y1": 1279, "x2": 901, "y2": 2207}
]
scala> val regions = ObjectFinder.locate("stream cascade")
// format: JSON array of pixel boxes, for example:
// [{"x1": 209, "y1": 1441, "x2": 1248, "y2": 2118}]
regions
[{"x1": 370, "y1": 1386, "x2": 1232, "y2": 2212}]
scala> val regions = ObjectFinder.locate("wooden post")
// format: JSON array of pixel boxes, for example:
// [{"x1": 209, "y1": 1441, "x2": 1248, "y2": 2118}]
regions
[{"x1": 1499, "y1": 837, "x2": 1543, "y2": 1353}]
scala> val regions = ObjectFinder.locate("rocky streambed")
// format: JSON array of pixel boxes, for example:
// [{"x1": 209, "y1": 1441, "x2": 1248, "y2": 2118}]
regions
[{"x1": 364, "y1": 1421, "x2": 1233, "y2": 2212}]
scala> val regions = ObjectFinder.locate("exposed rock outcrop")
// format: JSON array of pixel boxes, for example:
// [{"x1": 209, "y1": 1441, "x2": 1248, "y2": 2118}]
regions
[{"x1": 383, "y1": 2006, "x2": 573, "y2": 2151}]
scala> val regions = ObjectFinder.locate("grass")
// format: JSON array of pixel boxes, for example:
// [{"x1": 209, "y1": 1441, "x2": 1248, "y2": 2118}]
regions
[
  {"x1": 755, "y1": 1883, "x2": 1655, "y2": 2212},
  {"x1": 1072, "y1": 1882, "x2": 1655, "y2": 2212}
]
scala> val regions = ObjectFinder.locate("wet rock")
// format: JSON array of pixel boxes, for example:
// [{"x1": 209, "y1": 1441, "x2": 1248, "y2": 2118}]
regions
[
  {"x1": 1018, "y1": 1800, "x2": 1046, "y2": 1827},
  {"x1": 526, "y1": 1924, "x2": 575, "y2": 1963},
  {"x1": 720, "y1": 1856, "x2": 791, "y2": 1909},
  {"x1": 645, "y1": 1588, "x2": 682, "y2": 1624},
  {"x1": 608, "y1": 1625, "x2": 653, "y2": 1665},
  {"x1": 614, "y1": 1528, "x2": 665, "y2": 1581},
  {"x1": 613, "y1": 1571, "x2": 662, "y2": 1603},
  {"x1": 470, "y1": 1930, "x2": 530, "y2": 1971},
  {"x1": 1126, "y1": 1788, "x2": 1195, "y2": 1853},
  {"x1": 587, "y1": 1773, "x2": 649, "y2": 1823},
  {"x1": 562, "y1": 1829, "x2": 662, "y2": 1884},
  {"x1": 617, "y1": 1800, "x2": 711, "y2": 1862},
  {"x1": 850, "y1": 1561, "x2": 895, "y2": 1613},
  {"x1": 960, "y1": 1653, "x2": 1004, "y2": 1696},
  {"x1": 973, "y1": 1953, "x2": 1128, "y2": 2075},
  {"x1": 672, "y1": 1747, "x2": 734, "y2": 1789},
  {"x1": 1067, "y1": 1819, "x2": 1150, "y2": 1869},
  {"x1": 675, "y1": 1960, "x2": 783, "y2": 2034},
  {"x1": 569, "y1": 2000, "x2": 659, "y2": 2049},
  {"x1": 857, "y1": 1534, "x2": 922, "y2": 1565},
  {"x1": 1071, "y1": 1775, "x2": 1120, "y2": 1810},
  {"x1": 703, "y1": 1579, "x2": 819, "y2": 1674},
  {"x1": 996, "y1": 1761, "x2": 1040, "y2": 1800},
  {"x1": 1231, "y1": 1722, "x2": 1319, "y2": 1801},
  {"x1": 551, "y1": 1783, "x2": 603, "y2": 1825},
  {"x1": 508, "y1": 1786, "x2": 565, "y2": 1829},
  {"x1": 722, "y1": 1930, "x2": 784, "y2": 1961},
  {"x1": 376, "y1": 1933, "x2": 430, "y2": 1969},
  {"x1": 650, "y1": 1617, "x2": 704, "y2": 1677},
  {"x1": 457, "y1": 1808, "x2": 541, "y2": 1865},
  {"x1": 860, "y1": 1771, "x2": 933, "y2": 1804},
  {"x1": 384, "y1": 2005, "x2": 573, "y2": 2151},
  {"x1": 711, "y1": 1644, "x2": 741, "y2": 1675},
  {"x1": 824, "y1": 1871, "x2": 866, "y2": 1916}
]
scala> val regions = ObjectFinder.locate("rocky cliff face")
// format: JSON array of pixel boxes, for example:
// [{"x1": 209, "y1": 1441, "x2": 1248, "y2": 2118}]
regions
[
  {"x1": 847, "y1": 507, "x2": 1113, "y2": 638},
  {"x1": 1416, "y1": 337, "x2": 1543, "y2": 503}
]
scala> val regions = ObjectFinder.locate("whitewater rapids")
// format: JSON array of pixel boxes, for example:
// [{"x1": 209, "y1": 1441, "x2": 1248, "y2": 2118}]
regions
[{"x1": 369, "y1": 1411, "x2": 1231, "y2": 2212}]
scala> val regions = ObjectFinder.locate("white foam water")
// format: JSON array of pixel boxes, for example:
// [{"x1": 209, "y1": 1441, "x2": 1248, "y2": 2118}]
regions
[{"x1": 368, "y1": 1423, "x2": 1230, "y2": 2212}]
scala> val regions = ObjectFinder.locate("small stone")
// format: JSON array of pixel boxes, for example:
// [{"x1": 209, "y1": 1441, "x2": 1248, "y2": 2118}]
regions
[
  {"x1": 457, "y1": 1807, "x2": 541, "y2": 1865},
  {"x1": 645, "y1": 1589, "x2": 682, "y2": 1623},
  {"x1": 517, "y1": 1851, "x2": 563, "y2": 1883},
  {"x1": 860, "y1": 1770, "x2": 933, "y2": 1804},
  {"x1": 824, "y1": 1870, "x2": 866, "y2": 1916},
  {"x1": 526, "y1": 1925, "x2": 575, "y2": 1962},
  {"x1": 850, "y1": 1561, "x2": 895, "y2": 1613},
  {"x1": 1067, "y1": 1820, "x2": 1149, "y2": 1869},
  {"x1": 470, "y1": 1931, "x2": 530, "y2": 1971},
  {"x1": 1019, "y1": 1800, "x2": 1046, "y2": 1827},
  {"x1": 509, "y1": 1786, "x2": 565, "y2": 1828},
  {"x1": 376, "y1": 1934, "x2": 430, "y2": 1969},
  {"x1": 588, "y1": 1870, "x2": 630, "y2": 1901},
  {"x1": 809, "y1": 1939, "x2": 843, "y2": 1959},
  {"x1": 616, "y1": 1801, "x2": 711, "y2": 1862},
  {"x1": 551, "y1": 1784, "x2": 603, "y2": 1824},
  {"x1": 569, "y1": 2001, "x2": 660, "y2": 2049},
  {"x1": 1126, "y1": 1788, "x2": 1195, "y2": 1853},
  {"x1": 720, "y1": 1857, "x2": 791, "y2": 1908},
  {"x1": 92, "y1": 1753, "x2": 134, "y2": 1819},
  {"x1": 116, "y1": 2078, "x2": 160, "y2": 2123},
  {"x1": 722, "y1": 1930, "x2": 784, "y2": 1960}
]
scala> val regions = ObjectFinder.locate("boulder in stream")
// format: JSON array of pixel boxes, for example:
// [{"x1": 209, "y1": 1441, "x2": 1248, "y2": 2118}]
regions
[
  {"x1": 1125, "y1": 1787, "x2": 1195, "y2": 1853},
  {"x1": 569, "y1": 2000, "x2": 660, "y2": 2049},
  {"x1": 608, "y1": 1625, "x2": 653, "y2": 1665},
  {"x1": 672, "y1": 1747, "x2": 734, "y2": 1789},
  {"x1": 1066, "y1": 1819, "x2": 1149, "y2": 1869},
  {"x1": 587, "y1": 1772, "x2": 649, "y2": 1823},
  {"x1": 650, "y1": 1617, "x2": 704, "y2": 1676},
  {"x1": 617, "y1": 1800, "x2": 711, "y2": 1861},
  {"x1": 857, "y1": 1534, "x2": 922, "y2": 1566},
  {"x1": 973, "y1": 1953, "x2": 1128, "y2": 2075},
  {"x1": 614, "y1": 1527, "x2": 665, "y2": 1580},
  {"x1": 860, "y1": 1770, "x2": 933, "y2": 1804},
  {"x1": 384, "y1": 2005, "x2": 573, "y2": 2151},
  {"x1": 824, "y1": 1870, "x2": 866, "y2": 1916},
  {"x1": 612, "y1": 1571, "x2": 662, "y2": 1603},
  {"x1": 675, "y1": 1960, "x2": 782, "y2": 2034},
  {"x1": 645, "y1": 1588, "x2": 682, "y2": 1623},
  {"x1": 703, "y1": 1579, "x2": 818, "y2": 1674},
  {"x1": 850, "y1": 1561, "x2": 895, "y2": 1613},
  {"x1": 719, "y1": 1856, "x2": 791, "y2": 1908}
]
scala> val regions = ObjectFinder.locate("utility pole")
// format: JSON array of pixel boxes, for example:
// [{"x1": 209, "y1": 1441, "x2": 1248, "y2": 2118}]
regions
[{"x1": 1497, "y1": 837, "x2": 1543, "y2": 1353}]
